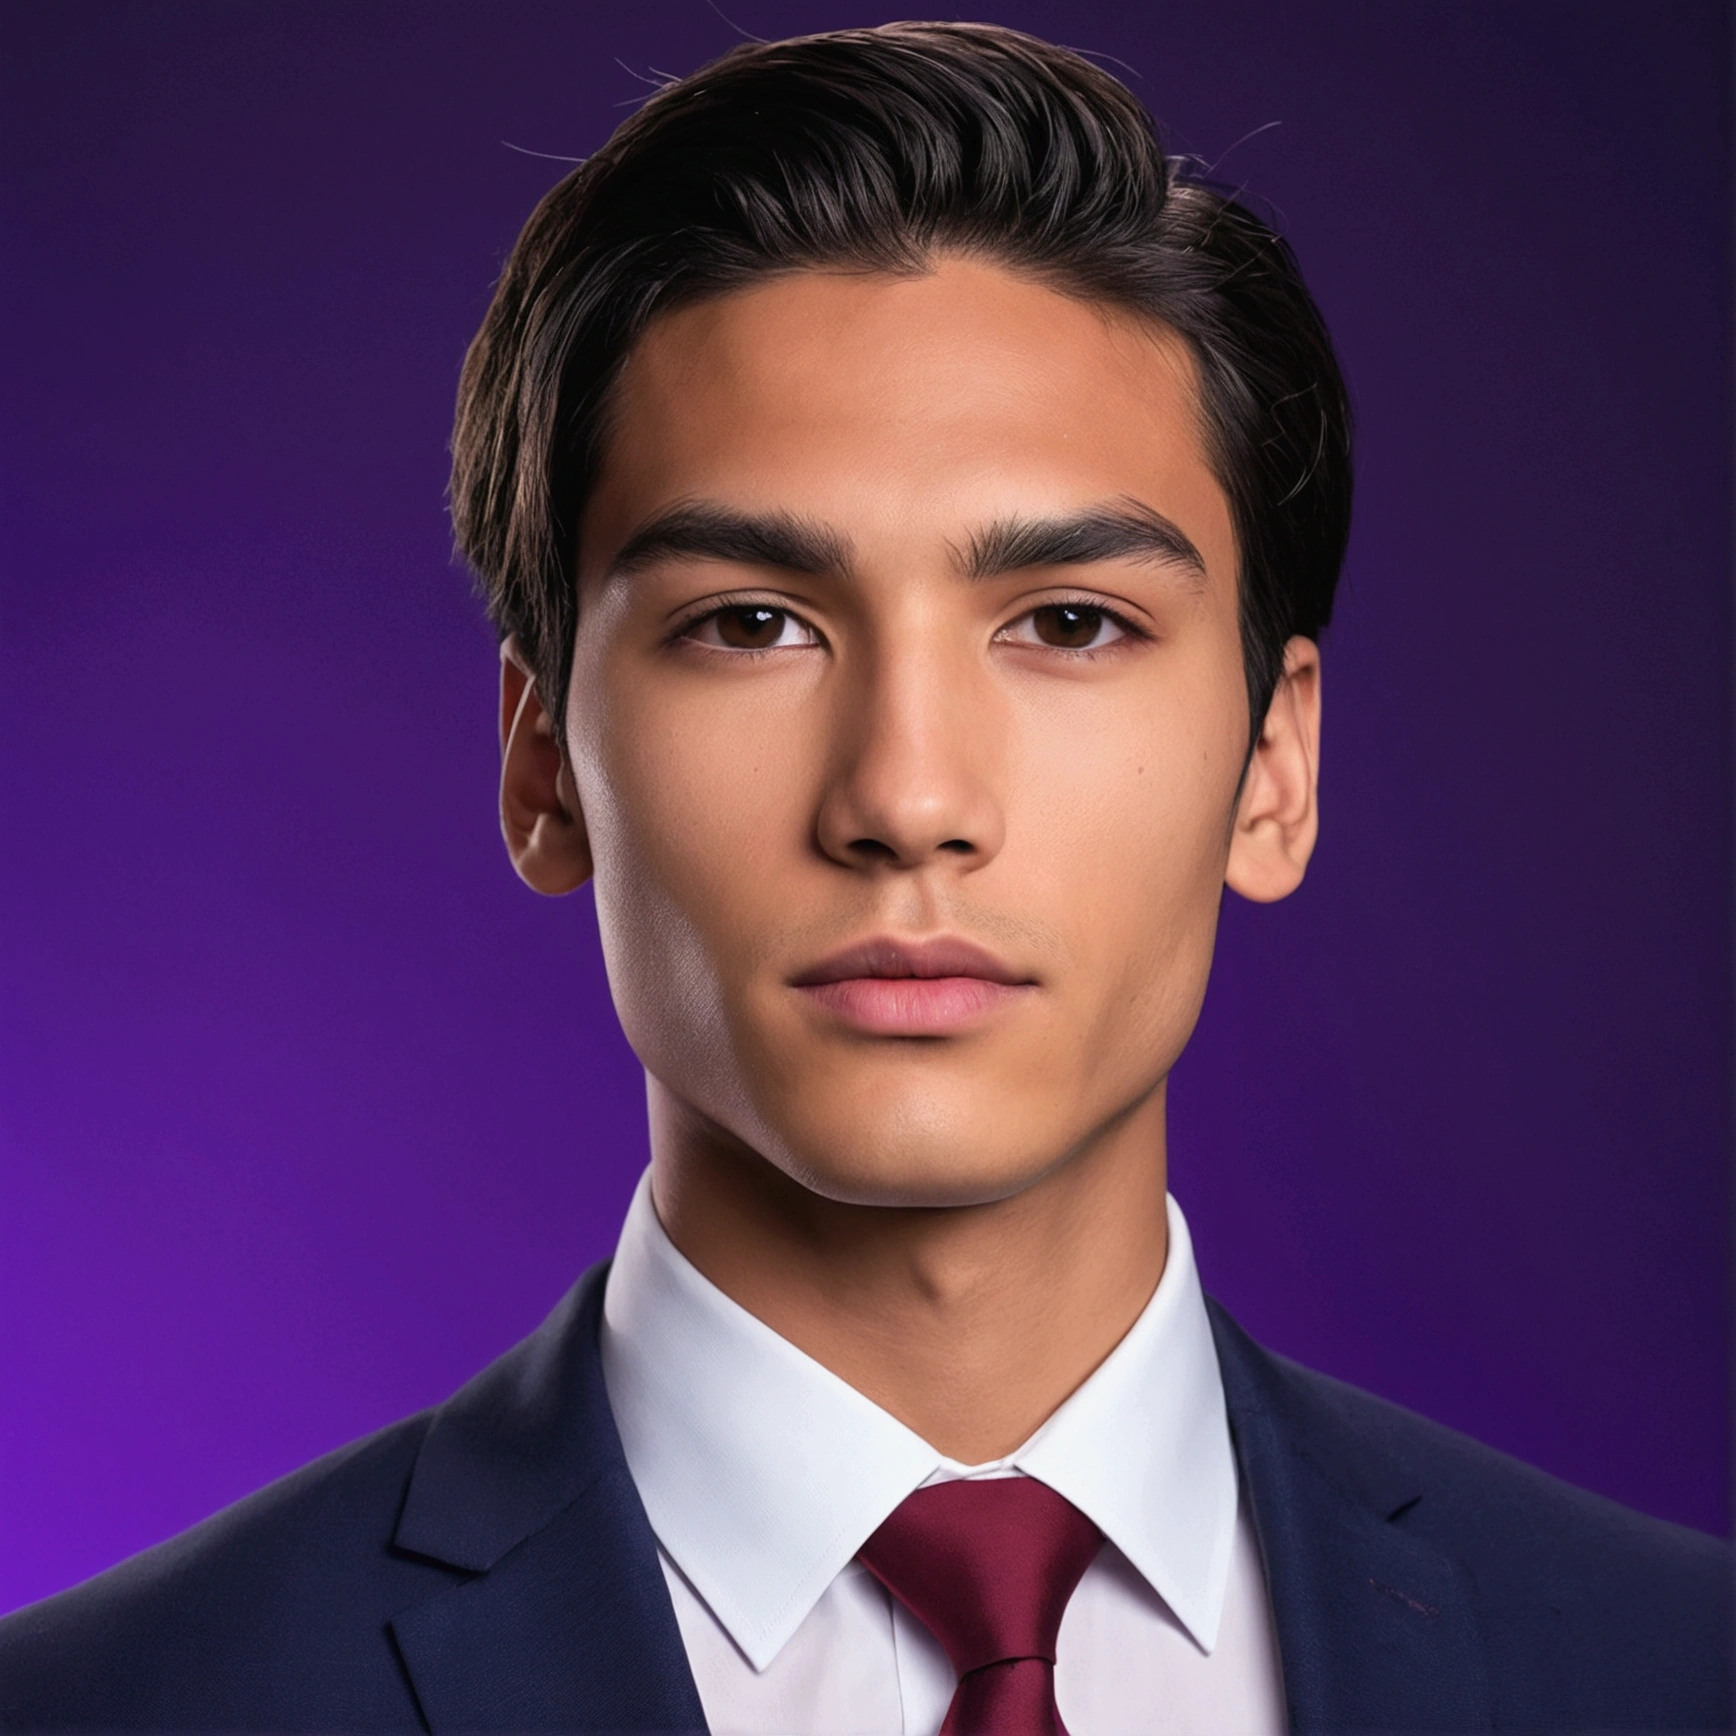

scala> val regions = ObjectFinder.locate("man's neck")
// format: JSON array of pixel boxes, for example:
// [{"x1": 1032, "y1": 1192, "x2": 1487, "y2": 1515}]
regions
[{"x1": 645, "y1": 1081, "x2": 1172, "y2": 1463}]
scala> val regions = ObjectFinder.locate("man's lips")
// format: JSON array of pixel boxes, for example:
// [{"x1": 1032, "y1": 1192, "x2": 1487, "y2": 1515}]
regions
[
  {"x1": 791, "y1": 936, "x2": 1029, "y2": 987},
  {"x1": 790, "y1": 937, "x2": 1035, "y2": 1035}
]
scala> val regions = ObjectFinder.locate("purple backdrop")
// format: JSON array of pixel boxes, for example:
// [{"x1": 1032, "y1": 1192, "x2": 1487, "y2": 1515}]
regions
[{"x1": 2, "y1": 1, "x2": 1729, "y2": 1613}]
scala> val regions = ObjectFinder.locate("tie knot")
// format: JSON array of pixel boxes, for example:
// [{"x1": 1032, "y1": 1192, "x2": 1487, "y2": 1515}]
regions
[{"x1": 858, "y1": 1477, "x2": 1103, "y2": 1677}]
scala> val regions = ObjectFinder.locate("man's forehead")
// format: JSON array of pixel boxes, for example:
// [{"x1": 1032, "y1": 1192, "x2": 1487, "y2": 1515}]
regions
[
  {"x1": 616, "y1": 258, "x2": 1203, "y2": 407},
  {"x1": 586, "y1": 259, "x2": 1230, "y2": 574}
]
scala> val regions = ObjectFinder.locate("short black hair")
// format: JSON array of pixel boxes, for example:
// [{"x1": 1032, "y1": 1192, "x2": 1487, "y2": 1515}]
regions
[{"x1": 451, "y1": 21, "x2": 1352, "y2": 744}]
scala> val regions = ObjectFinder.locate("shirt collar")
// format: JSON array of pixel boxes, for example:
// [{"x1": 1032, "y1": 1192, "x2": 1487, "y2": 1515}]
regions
[{"x1": 600, "y1": 1169, "x2": 1237, "y2": 1669}]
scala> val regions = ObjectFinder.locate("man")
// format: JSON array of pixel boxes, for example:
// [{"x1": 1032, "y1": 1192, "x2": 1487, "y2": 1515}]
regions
[{"x1": 1, "y1": 21, "x2": 1727, "y2": 1734}]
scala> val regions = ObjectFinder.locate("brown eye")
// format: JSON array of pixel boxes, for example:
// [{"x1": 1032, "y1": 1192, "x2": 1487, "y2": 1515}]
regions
[
  {"x1": 713, "y1": 606, "x2": 789, "y2": 648},
  {"x1": 1030, "y1": 604, "x2": 1107, "y2": 649},
  {"x1": 682, "y1": 603, "x2": 819, "y2": 653}
]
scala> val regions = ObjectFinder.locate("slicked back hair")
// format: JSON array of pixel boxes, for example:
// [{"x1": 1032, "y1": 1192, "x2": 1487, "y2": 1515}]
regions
[{"x1": 450, "y1": 21, "x2": 1352, "y2": 746}]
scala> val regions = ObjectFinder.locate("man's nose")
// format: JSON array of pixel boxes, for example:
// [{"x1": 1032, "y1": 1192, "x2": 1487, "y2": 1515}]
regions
[{"x1": 813, "y1": 645, "x2": 1005, "y2": 873}]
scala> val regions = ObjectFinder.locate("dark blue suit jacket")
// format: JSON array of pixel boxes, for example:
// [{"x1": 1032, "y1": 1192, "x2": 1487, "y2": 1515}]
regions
[{"x1": 1, "y1": 1266, "x2": 1729, "y2": 1731}]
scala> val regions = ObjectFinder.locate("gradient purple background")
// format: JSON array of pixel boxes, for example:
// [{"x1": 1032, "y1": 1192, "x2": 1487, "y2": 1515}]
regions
[{"x1": 2, "y1": 1, "x2": 1730, "y2": 1614}]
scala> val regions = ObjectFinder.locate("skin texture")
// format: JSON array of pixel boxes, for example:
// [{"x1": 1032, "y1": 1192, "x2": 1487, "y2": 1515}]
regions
[{"x1": 501, "y1": 257, "x2": 1320, "y2": 1459}]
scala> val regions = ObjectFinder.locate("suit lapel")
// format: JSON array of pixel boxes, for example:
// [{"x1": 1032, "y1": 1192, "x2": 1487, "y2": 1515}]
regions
[
  {"x1": 379, "y1": 1260, "x2": 1494, "y2": 1731},
  {"x1": 387, "y1": 1266, "x2": 708, "y2": 1733},
  {"x1": 1209, "y1": 1301, "x2": 1492, "y2": 1733}
]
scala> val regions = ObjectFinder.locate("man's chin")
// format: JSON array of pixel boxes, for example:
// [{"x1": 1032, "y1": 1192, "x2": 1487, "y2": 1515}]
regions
[
  {"x1": 762, "y1": 1118, "x2": 1081, "y2": 1213},
  {"x1": 649, "y1": 1030, "x2": 1166, "y2": 1212}
]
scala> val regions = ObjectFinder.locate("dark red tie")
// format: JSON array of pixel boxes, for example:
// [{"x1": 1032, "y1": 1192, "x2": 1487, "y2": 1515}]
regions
[{"x1": 857, "y1": 1477, "x2": 1103, "y2": 1736}]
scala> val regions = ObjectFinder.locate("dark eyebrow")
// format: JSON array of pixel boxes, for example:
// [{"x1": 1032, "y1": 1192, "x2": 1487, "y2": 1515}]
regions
[
  {"x1": 605, "y1": 502, "x2": 854, "y2": 583},
  {"x1": 960, "y1": 499, "x2": 1208, "y2": 584}
]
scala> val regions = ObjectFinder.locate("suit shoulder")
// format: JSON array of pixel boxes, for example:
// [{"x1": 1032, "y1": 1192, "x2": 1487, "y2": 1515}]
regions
[
  {"x1": 1213, "y1": 1307, "x2": 1732, "y2": 1725},
  {"x1": 1266, "y1": 1345, "x2": 1727, "y2": 1586},
  {"x1": 0, "y1": 1411, "x2": 461, "y2": 1729},
  {"x1": 1215, "y1": 1305, "x2": 1729, "y2": 1729}
]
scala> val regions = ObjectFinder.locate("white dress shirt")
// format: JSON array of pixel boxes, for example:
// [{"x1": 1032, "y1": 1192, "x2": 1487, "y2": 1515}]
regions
[{"x1": 601, "y1": 1170, "x2": 1286, "y2": 1735}]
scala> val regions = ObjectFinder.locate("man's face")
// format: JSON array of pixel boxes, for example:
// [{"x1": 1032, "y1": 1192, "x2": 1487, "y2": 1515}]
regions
[{"x1": 555, "y1": 258, "x2": 1277, "y2": 1207}]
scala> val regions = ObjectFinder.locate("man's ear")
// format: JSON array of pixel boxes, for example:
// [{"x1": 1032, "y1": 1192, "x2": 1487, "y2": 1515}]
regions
[
  {"x1": 499, "y1": 636, "x2": 592, "y2": 895},
  {"x1": 1224, "y1": 635, "x2": 1321, "y2": 903}
]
